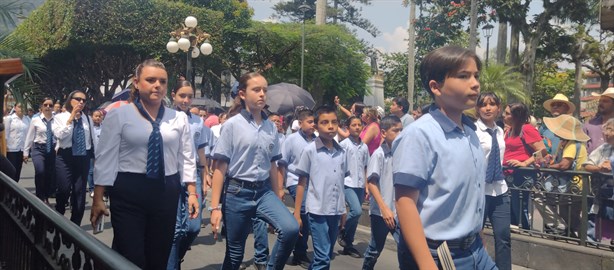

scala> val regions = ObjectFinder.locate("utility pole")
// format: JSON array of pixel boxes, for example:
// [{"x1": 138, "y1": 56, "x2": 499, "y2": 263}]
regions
[
  {"x1": 407, "y1": 0, "x2": 416, "y2": 110},
  {"x1": 468, "y1": 0, "x2": 478, "y2": 51},
  {"x1": 316, "y1": 0, "x2": 326, "y2": 25}
]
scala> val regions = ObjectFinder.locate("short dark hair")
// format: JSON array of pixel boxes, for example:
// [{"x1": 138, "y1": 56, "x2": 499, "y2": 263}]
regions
[
  {"x1": 392, "y1": 97, "x2": 410, "y2": 114},
  {"x1": 314, "y1": 105, "x2": 337, "y2": 123},
  {"x1": 268, "y1": 112, "x2": 281, "y2": 119},
  {"x1": 380, "y1": 115, "x2": 402, "y2": 131},
  {"x1": 420, "y1": 46, "x2": 481, "y2": 97},
  {"x1": 346, "y1": 116, "x2": 361, "y2": 126},
  {"x1": 296, "y1": 108, "x2": 314, "y2": 121}
]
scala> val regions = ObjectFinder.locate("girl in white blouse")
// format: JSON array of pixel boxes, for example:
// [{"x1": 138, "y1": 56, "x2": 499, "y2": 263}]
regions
[
  {"x1": 3, "y1": 102, "x2": 30, "y2": 181},
  {"x1": 90, "y1": 59, "x2": 198, "y2": 270},
  {"x1": 23, "y1": 97, "x2": 56, "y2": 204}
]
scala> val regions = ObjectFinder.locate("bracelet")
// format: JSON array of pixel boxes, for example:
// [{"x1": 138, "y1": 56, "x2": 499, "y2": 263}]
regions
[
  {"x1": 207, "y1": 205, "x2": 222, "y2": 211},
  {"x1": 188, "y1": 193, "x2": 198, "y2": 197}
]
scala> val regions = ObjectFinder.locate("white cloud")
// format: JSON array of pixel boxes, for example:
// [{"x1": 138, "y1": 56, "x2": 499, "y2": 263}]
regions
[{"x1": 381, "y1": 26, "x2": 409, "y2": 53}]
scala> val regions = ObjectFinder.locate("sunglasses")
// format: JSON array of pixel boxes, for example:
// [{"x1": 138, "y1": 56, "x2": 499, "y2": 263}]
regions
[
  {"x1": 42, "y1": 103, "x2": 53, "y2": 107},
  {"x1": 72, "y1": 97, "x2": 87, "y2": 103}
]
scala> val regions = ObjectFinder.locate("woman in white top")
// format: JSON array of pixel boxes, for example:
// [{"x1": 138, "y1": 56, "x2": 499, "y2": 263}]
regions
[
  {"x1": 90, "y1": 59, "x2": 198, "y2": 270},
  {"x1": 475, "y1": 92, "x2": 511, "y2": 270},
  {"x1": 3, "y1": 102, "x2": 30, "y2": 181},
  {"x1": 23, "y1": 97, "x2": 56, "y2": 204},
  {"x1": 52, "y1": 90, "x2": 94, "y2": 226}
]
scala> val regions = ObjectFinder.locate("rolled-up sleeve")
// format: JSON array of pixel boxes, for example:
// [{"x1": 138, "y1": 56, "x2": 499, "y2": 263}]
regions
[
  {"x1": 212, "y1": 123, "x2": 232, "y2": 163},
  {"x1": 367, "y1": 151, "x2": 383, "y2": 182},
  {"x1": 94, "y1": 110, "x2": 121, "y2": 186},
  {"x1": 295, "y1": 147, "x2": 311, "y2": 178},
  {"x1": 178, "y1": 113, "x2": 196, "y2": 183},
  {"x1": 392, "y1": 127, "x2": 432, "y2": 190}
]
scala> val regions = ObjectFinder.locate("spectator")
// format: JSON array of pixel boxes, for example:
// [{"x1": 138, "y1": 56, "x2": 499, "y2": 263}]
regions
[
  {"x1": 584, "y1": 87, "x2": 614, "y2": 154},
  {"x1": 204, "y1": 107, "x2": 219, "y2": 128},
  {"x1": 210, "y1": 112, "x2": 227, "y2": 139},
  {"x1": 390, "y1": 97, "x2": 414, "y2": 127},
  {"x1": 360, "y1": 107, "x2": 381, "y2": 155},
  {"x1": 540, "y1": 93, "x2": 575, "y2": 155},
  {"x1": 53, "y1": 101, "x2": 61, "y2": 115},
  {"x1": 3, "y1": 103, "x2": 30, "y2": 182}
]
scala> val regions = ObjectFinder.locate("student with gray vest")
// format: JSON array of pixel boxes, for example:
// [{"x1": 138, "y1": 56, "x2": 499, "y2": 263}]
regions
[{"x1": 209, "y1": 72, "x2": 299, "y2": 270}]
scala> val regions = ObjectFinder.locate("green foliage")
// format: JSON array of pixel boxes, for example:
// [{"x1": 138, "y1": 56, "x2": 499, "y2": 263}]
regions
[
  {"x1": 479, "y1": 64, "x2": 529, "y2": 106},
  {"x1": 0, "y1": 0, "x2": 20, "y2": 31},
  {"x1": 532, "y1": 62, "x2": 575, "y2": 118}
]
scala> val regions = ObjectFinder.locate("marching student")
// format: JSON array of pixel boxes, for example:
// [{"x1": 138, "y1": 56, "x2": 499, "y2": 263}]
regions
[
  {"x1": 90, "y1": 59, "x2": 198, "y2": 269},
  {"x1": 4, "y1": 102, "x2": 30, "y2": 182},
  {"x1": 294, "y1": 106, "x2": 349, "y2": 270},
  {"x1": 338, "y1": 116, "x2": 370, "y2": 258},
  {"x1": 362, "y1": 115, "x2": 404, "y2": 270},
  {"x1": 277, "y1": 108, "x2": 316, "y2": 268},
  {"x1": 393, "y1": 46, "x2": 496, "y2": 269},
  {"x1": 209, "y1": 72, "x2": 299, "y2": 270}
]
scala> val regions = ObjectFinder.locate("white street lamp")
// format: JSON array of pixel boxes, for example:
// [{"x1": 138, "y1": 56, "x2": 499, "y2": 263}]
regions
[
  {"x1": 177, "y1": 37, "x2": 191, "y2": 52},
  {"x1": 200, "y1": 41, "x2": 213, "y2": 56},
  {"x1": 166, "y1": 38, "x2": 179, "y2": 53},
  {"x1": 185, "y1": 16, "x2": 197, "y2": 28}
]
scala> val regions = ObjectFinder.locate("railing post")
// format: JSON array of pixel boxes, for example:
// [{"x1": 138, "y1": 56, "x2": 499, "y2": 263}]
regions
[{"x1": 580, "y1": 174, "x2": 588, "y2": 246}]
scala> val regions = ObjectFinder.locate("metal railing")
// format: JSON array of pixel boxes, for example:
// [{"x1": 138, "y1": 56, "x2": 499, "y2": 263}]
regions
[
  {"x1": 0, "y1": 171, "x2": 139, "y2": 270},
  {"x1": 502, "y1": 167, "x2": 614, "y2": 250}
]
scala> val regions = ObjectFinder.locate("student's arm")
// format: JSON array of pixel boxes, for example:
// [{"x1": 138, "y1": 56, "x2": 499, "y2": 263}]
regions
[
  {"x1": 396, "y1": 186, "x2": 437, "y2": 270},
  {"x1": 368, "y1": 179, "x2": 395, "y2": 229},
  {"x1": 22, "y1": 119, "x2": 36, "y2": 162},
  {"x1": 337, "y1": 127, "x2": 350, "y2": 140},
  {"x1": 210, "y1": 160, "x2": 228, "y2": 240},
  {"x1": 270, "y1": 162, "x2": 284, "y2": 200},
  {"x1": 294, "y1": 176, "x2": 307, "y2": 232},
  {"x1": 361, "y1": 124, "x2": 379, "y2": 145},
  {"x1": 278, "y1": 165, "x2": 286, "y2": 190}
]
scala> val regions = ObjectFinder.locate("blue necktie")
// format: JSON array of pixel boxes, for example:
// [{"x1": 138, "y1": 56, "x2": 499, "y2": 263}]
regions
[
  {"x1": 485, "y1": 129, "x2": 504, "y2": 183},
  {"x1": 44, "y1": 118, "x2": 53, "y2": 154},
  {"x1": 72, "y1": 118, "x2": 87, "y2": 156},
  {"x1": 135, "y1": 97, "x2": 165, "y2": 179}
]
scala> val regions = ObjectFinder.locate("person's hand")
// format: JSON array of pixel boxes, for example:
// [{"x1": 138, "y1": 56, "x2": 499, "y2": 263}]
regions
[
  {"x1": 340, "y1": 213, "x2": 347, "y2": 229},
  {"x1": 506, "y1": 159, "x2": 525, "y2": 167},
  {"x1": 334, "y1": 96, "x2": 340, "y2": 107},
  {"x1": 381, "y1": 206, "x2": 396, "y2": 230},
  {"x1": 364, "y1": 188, "x2": 370, "y2": 201},
  {"x1": 210, "y1": 208, "x2": 222, "y2": 240},
  {"x1": 294, "y1": 212, "x2": 302, "y2": 236},
  {"x1": 277, "y1": 189, "x2": 285, "y2": 201},
  {"x1": 90, "y1": 198, "x2": 109, "y2": 229},
  {"x1": 188, "y1": 194, "x2": 199, "y2": 219},
  {"x1": 22, "y1": 156, "x2": 28, "y2": 164},
  {"x1": 600, "y1": 161, "x2": 612, "y2": 172}
]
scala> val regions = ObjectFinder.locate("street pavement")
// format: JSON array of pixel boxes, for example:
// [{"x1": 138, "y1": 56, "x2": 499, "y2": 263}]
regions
[{"x1": 16, "y1": 162, "x2": 532, "y2": 270}]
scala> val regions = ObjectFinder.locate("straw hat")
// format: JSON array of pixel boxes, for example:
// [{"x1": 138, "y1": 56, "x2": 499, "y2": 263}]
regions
[
  {"x1": 543, "y1": 114, "x2": 589, "y2": 142},
  {"x1": 543, "y1": 93, "x2": 575, "y2": 115},
  {"x1": 598, "y1": 87, "x2": 614, "y2": 100}
]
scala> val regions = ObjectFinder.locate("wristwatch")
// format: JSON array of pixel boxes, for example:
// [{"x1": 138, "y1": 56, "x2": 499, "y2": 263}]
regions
[{"x1": 207, "y1": 205, "x2": 222, "y2": 212}]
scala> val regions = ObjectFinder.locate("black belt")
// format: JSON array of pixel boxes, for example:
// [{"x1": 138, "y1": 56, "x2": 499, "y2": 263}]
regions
[
  {"x1": 426, "y1": 233, "x2": 477, "y2": 250},
  {"x1": 228, "y1": 178, "x2": 268, "y2": 189}
]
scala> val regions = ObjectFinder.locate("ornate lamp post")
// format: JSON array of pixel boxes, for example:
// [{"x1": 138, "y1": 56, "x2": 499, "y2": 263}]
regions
[
  {"x1": 481, "y1": 23, "x2": 494, "y2": 67},
  {"x1": 299, "y1": 3, "x2": 311, "y2": 89},
  {"x1": 166, "y1": 16, "x2": 213, "y2": 94}
]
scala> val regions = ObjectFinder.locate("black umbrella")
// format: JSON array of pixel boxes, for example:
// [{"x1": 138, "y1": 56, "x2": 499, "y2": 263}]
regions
[
  {"x1": 112, "y1": 88, "x2": 131, "y2": 102},
  {"x1": 192, "y1": 98, "x2": 225, "y2": 114},
  {"x1": 266, "y1": 83, "x2": 315, "y2": 115}
]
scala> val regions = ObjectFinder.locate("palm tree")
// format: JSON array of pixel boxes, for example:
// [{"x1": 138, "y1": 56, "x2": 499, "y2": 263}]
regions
[{"x1": 480, "y1": 64, "x2": 530, "y2": 106}]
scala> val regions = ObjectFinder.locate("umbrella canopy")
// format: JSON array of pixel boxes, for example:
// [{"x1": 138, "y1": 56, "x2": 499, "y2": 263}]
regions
[
  {"x1": 104, "y1": 100, "x2": 129, "y2": 112},
  {"x1": 112, "y1": 88, "x2": 131, "y2": 102},
  {"x1": 266, "y1": 83, "x2": 315, "y2": 115},
  {"x1": 192, "y1": 98, "x2": 225, "y2": 115}
]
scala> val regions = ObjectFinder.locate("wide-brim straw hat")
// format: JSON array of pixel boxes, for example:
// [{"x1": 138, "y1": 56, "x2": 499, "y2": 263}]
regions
[
  {"x1": 543, "y1": 93, "x2": 575, "y2": 115},
  {"x1": 543, "y1": 114, "x2": 589, "y2": 142},
  {"x1": 598, "y1": 87, "x2": 614, "y2": 100}
]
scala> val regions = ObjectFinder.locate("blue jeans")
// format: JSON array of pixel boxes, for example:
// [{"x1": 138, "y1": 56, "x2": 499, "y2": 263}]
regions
[
  {"x1": 397, "y1": 234, "x2": 497, "y2": 270},
  {"x1": 342, "y1": 186, "x2": 364, "y2": 246},
  {"x1": 288, "y1": 184, "x2": 310, "y2": 258},
  {"x1": 308, "y1": 214, "x2": 341, "y2": 270},
  {"x1": 87, "y1": 158, "x2": 95, "y2": 191},
  {"x1": 222, "y1": 181, "x2": 299, "y2": 270},
  {"x1": 484, "y1": 193, "x2": 511, "y2": 270},
  {"x1": 253, "y1": 217, "x2": 270, "y2": 265},
  {"x1": 362, "y1": 215, "x2": 402, "y2": 270}
]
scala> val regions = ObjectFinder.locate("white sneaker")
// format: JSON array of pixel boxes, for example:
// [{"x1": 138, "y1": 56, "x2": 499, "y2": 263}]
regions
[{"x1": 90, "y1": 192, "x2": 94, "y2": 198}]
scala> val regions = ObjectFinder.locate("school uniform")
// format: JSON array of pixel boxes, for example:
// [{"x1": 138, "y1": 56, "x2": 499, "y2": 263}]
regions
[
  {"x1": 278, "y1": 130, "x2": 316, "y2": 260},
  {"x1": 3, "y1": 113, "x2": 30, "y2": 181},
  {"x1": 94, "y1": 103, "x2": 196, "y2": 270},
  {"x1": 295, "y1": 137, "x2": 349, "y2": 270},
  {"x1": 362, "y1": 143, "x2": 404, "y2": 270},
  {"x1": 476, "y1": 119, "x2": 511, "y2": 270},
  {"x1": 52, "y1": 112, "x2": 93, "y2": 225},
  {"x1": 88, "y1": 124, "x2": 102, "y2": 192},
  {"x1": 168, "y1": 111, "x2": 210, "y2": 269},
  {"x1": 23, "y1": 115, "x2": 56, "y2": 200},
  {"x1": 212, "y1": 109, "x2": 299, "y2": 270},
  {"x1": 338, "y1": 137, "x2": 369, "y2": 249},
  {"x1": 392, "y1": 105, "x2": 496, "y2": 270}
]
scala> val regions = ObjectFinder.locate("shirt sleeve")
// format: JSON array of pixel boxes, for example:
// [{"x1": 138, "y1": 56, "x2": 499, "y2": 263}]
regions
[
  {"x1": 211, "y1": 122, "x2": 232, "y2": 163},
  {"x1": 93, "y1": 109, "x2": 121, "y2": 186},
  {"x1": 393, "y1": 127, "x2": 433, "y2": 189},
  {"x1": 270, "y1": 130, "x2": 282, "y2": 162},
  {"x1": 363, "y1": 146, "x2": 370, "y2": 168},
  {"x1": 177, "y1": 113, "x2": 196, "y2": 183},
  {"x1": 197, "y1": 125, "x2": 209, "y2": 150},
  {"x1": 583, "y1": 144, "x2": 604, "y2": 166},
  {"x1": 522, "y1": 124, "x2": 542, "y2": 144},
  {"x1": 278, "y1": 136, "x2": 291, "y2": 168},
  {"x1": 295, "y1": 147, "x2": 311, "y2": 178},
  {"x1": 23, "y1": 119, "x2": 36, "y2": 157},
  {"x1": 53, "y1": 113, "x2": 73, "y2": 140},
  {"x1": 367, "y1": 150, "x2": 383, "y2": 182}
]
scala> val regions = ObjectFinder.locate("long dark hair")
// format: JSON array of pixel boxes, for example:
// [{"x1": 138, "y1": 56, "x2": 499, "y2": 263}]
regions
[{"x1": 507, "y1": 102, "x2": 530, "y2": 137}]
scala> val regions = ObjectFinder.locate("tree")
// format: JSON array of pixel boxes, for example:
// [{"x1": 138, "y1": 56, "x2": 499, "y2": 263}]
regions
[
  {"x1": 479, "y1": 64, "x2": 529, "y2": 105},
  {"x1": 583, "y1": 31, "x2": 614, "y2": 92},
  {"x1": 531, "y1": 62, "x2": 575, "y2": 118}
]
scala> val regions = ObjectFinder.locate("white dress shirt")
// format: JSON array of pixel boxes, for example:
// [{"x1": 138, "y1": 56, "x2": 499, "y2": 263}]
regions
[
  {"x1": 3, "y1": 114, "x2": 30, "y2": 152},
  {"x1": 52, "y1": 112, "x2": 93, "y2": 150},
  {"x1": 23, "y1": 115, "x2": 55, "y2": 157},
  {"x1": 476, "y1": 118, "x2": 509, "y2": 197},
  {"x1": 94, "y1": 103, "x2": 196, "y2": 186}
]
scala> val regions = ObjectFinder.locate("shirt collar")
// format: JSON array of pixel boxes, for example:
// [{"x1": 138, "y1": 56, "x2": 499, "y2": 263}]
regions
[
  {"x1": 175, "y1": 106, "x2": 192, "y2": 118},
  {"x1": 476, "y1": 118, "x2": 497, "y2": 133},
  {"x1": 315, "y1": 137, "x2": 343, "y2": 152},
  {"x1": 381, "y1": 142, "x2": 392, "y2": 156},
  {"x1": 298, "y1": 129, "x2": 315, "y2": 142},
  {"x1": 429, "y1": 104, "x2": 477, "y2": 133},
  {"x1": 240, "y1": 109, "x2": 268, "y2": 123}
]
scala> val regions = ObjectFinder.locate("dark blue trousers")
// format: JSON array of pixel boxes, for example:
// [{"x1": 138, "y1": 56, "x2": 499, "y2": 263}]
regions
[{"x1": 55, "y1": 148, "x2": 90, "y2": 225}]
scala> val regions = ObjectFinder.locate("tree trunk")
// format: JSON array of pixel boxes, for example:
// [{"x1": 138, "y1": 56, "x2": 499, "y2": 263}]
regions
[
  {"x1": 510, "y1": 24, "x2": 520, "y2": 67},
  {"x1": 574, "y1": 57, "x2": 583, "y2": 118},
  {"x1": 496, "y1": 20, "x2": 507, "y2": 65},
  {"x1": 468, "y1": 0, "x2": 478, "y2": 51},
  {"x1": 333, "y1": 0, "x2": 338, "y2": 24},
  {"x1": 520, "y1": 35, "x2": 540, "y2": 96},
  {"x1": 601, "y1": 73, "x2": 611, "y2": 91},
  {"x1": 407, "y1": 0, "x2": 416, "y2": 111},
  {"x1": 316, "y1": 0, "x2": 326, "y2": 25}
]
